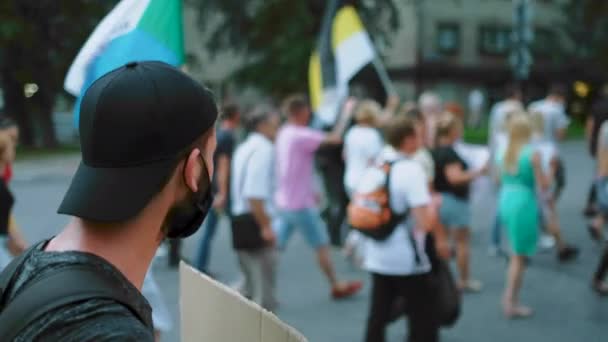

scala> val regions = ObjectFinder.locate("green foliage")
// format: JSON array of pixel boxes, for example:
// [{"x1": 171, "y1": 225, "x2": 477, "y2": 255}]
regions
[
  {"x1": 188, "y1": 0, "x2": 399, "y2": 97},
  {"x1": 559, "y1": 0, "x2": 608, "y2": 68},
  {"x1": 0, "y1": 1, "x2": 115, "y2": 88},
  {"x1": 0, "y1": 0, "x2": 116, "y2": 146}
]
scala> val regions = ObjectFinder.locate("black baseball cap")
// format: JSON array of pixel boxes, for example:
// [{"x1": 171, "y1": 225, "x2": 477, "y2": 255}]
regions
[{"x1": 58, "y1": 61, "x2": 218, "y2": 222}]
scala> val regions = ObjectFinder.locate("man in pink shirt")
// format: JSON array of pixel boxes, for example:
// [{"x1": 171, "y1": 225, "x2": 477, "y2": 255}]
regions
[{"x1": 274, "y1": 94, "x2": 362, "y2": 299}]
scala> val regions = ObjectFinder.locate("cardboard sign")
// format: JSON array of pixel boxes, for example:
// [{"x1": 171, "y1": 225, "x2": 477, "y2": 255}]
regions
[{"x1": 180, "y1": 263, "x2": 307, "y2": 342}]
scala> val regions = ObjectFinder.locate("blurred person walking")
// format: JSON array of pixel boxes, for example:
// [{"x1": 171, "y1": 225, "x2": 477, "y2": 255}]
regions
[
  {"x1": 274, "y1": 95, "x2": 362, "y2": 299},
  {"x1": 487, "y1": 87, "x2": 523, "y2": 256},
  {"x1": 497, "y1": 113, "x2": 546, "y2": 318},
  {"x1": 344, "y1": 100, "x2": 384, "y2": 195},
  {"x1": 432, "y1": 113, "x2": 486, "y2": 292},
  {"x1": 529, "y1": 112, "x2": 579, "y2": 261},
  {"x1": 528, "y1": 84, "x2": 570, "y2": 200},
  {"x1": 0, "y1": 133, "x2": 16, "y2": 269},
  {"x1": 0, "y1": 62, "x2": 218, "y2": 340},
  {"x1": 194, "y1": 103, "x2": 240, "y2": 274},
  {"x1": 419, "y1": 92, "x2": 443, "y2": 148},
  {"x1": 468, "y1": 88, "x2": 484, "y2": 128},
  {"x1": 489, "y1": 85, "x2": 524, "y2": 151},
  {"x1": 362, "y1": 116, "x2": 443, "y2": 342},
  {"x1": 591, "y1": 120, "x2": 608, "y2": 295},
  {"x1": 584, "y1": 84, "x2": 608, "y2": 218},
  {"x1": 0, "y1": 118, "x2": 27, "y2": 258},
  {"x1": 0, "y1": 118, "x2": 18, "y2": 183},
  {"x1": 230, "y1": 105, "x2": 281, "y2": 310},
  {"x1": 342, "y1": 100, "x2": 384, "y2": 265}
]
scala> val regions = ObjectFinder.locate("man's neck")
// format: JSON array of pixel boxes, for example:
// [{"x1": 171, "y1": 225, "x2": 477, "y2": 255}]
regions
[
  {"x1": 287, "y1": 118, "x2": 306, "y2": 126},
  {"x1": 46, "y1": 217, "x2": 163, "y2": 290}
]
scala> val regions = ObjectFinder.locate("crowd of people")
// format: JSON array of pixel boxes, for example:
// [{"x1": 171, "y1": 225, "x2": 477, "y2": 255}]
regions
[
  {"x1": 1, "y1": 61, "x2": 608, "y2": 341},
  {"x1": 187, "y1": 82, "x2": 608, "y2": 341}
]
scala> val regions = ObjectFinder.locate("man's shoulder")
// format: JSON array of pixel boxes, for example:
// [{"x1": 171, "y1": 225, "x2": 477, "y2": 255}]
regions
[
  {"x1": 18, "y1": 300, "x2": 154, "y2": 341},
  {"x1": 2, "y1": 245, "x2": 153, "y2": 340}
]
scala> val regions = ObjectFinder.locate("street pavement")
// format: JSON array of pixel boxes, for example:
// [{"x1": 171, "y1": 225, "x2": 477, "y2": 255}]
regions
[{"x1": 9, "y1": 141, "x2": 608, "y2": 342}]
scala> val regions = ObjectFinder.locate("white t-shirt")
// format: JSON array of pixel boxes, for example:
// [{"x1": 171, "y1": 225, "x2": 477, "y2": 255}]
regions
[
  {"x1": 489, "y1": 99, "x2": 523, "y2": 145},
  {"x1": 362, "y1": 147, "x2": 432, "y2": 276},
  {"x1": 528, "y1": 99, "x2": 570, "y2": 144},
  {"x1": 343, "y1": 125, "x2": 384, "y2": 194},
  {"x1": 412, "y1": 148, "x2": 434, "y2": 182},
  {"x1": 531, "y1": 137, "x2": 557, "y2": 173},
  {"x1": 231, "y1": 133, "x2": 275, "y2": 216}
]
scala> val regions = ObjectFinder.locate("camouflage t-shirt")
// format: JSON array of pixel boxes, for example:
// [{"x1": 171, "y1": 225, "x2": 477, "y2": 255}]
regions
[{"x1": 1, "y1": 240, "x2": 154, "y2": 342}]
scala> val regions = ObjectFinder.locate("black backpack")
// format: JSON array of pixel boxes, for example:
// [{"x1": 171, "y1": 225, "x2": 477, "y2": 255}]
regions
[{"x1": 0, "y1": 243, "x2": 149, "y2": 341}]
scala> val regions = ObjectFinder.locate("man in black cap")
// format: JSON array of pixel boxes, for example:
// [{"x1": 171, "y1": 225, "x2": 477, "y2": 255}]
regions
[{"x1": 0, "y1": 61, "x2": 218, "y2": 340}]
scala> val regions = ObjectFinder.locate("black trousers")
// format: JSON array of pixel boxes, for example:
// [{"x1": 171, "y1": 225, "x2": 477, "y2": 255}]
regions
[
  {"x1": 317, "y1": 158, "x2": 348, "y2": 246},
  {"x1": 595, "y1": 245, "x2": 608, "y2": 282},
  {"x1": 365, "y1": 273, "x2": 439, "y2": 342}
]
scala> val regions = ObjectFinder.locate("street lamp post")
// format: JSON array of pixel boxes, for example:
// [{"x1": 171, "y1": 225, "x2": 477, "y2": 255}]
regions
[{"x1": 510, "y1": 0, "x2": 534, "y2": 95}]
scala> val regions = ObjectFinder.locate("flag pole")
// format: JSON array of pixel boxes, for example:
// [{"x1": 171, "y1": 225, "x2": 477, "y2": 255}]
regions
[{"x1": 371, "y1": 50, "x2": 396, "y2": 96}]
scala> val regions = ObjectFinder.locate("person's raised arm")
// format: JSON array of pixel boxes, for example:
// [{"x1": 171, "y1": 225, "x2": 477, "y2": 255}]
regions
[
  {"x1": 444, "y1": 162, "x2": 485, "y2": 186},
  {"x1": 377, "y1": 95, "x2": 400, "y2": 125},
  {"x1": 324, "y1": 98, "x2": 357, "y2": 145}
]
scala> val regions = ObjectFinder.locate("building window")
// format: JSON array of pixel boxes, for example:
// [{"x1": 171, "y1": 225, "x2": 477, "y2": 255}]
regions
[
  {"x1": 479, "y1": 25, "x2": 511, "y2": 56},
  {"x1": 436, "y1": 23, "x2": 460, "y2": 56}
]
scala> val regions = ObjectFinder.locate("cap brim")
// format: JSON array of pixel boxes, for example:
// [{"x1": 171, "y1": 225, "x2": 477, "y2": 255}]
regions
[{"x1": 58, "y1": 158, "x2": 178, "y2": 222}]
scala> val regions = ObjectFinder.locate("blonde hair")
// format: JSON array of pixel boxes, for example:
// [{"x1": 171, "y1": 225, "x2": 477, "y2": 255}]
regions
[
  {"x1": 435, "y1": 112, "x2": 461, "y2": 141},
  {"x1": 529, "y1": 111, "x2": 545, "y2": 135},
  {"x1": 354, "y1": 100, "x2": 381, "y2": 126},
  {"x1": 504, "y1": 113, "x2": 532, "y2": 173},
  {"x1": 499, "y1": 110, "x2": 517, "y2": 133}
]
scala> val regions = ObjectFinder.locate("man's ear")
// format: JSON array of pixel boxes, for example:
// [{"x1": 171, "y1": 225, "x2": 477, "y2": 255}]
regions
[{"x1": 183, "y1": 148, "x2": 202, "y2": 192}]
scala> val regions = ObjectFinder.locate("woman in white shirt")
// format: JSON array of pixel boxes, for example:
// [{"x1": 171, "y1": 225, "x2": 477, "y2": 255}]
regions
[
  {"x1": 529, "y1": 112, "x2": 579, "y2": 262},
  {"x1": 342, "y1": 100, "x2": 384, "y2": 265},
  {"x1": 343, "y1": 100, "x2": 384, "y2": 195}
]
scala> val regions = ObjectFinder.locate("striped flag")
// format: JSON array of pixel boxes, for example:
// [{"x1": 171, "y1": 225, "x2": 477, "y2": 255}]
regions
[
  {"x1": 309, "y1": 1, "x2": 376, "y2": 125},
  {"x1": 64, "y1": 0, "x2": 185, "y2": 127}
]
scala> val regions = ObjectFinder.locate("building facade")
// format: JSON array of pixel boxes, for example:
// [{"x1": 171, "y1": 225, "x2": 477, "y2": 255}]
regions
[{"x1": 184, "y1": 0, "x2": 596, "y2": 113}]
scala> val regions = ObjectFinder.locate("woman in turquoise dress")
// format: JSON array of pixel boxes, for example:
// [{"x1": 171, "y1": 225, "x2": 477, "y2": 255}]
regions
[{"x1": 497, "y1": 113, "x2": 547, "y2": 318}]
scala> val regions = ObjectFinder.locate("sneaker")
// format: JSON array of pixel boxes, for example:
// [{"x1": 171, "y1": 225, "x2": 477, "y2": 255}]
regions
[
  {"x1": 331, "y1": 281, "x2": 363, "y2": 300},
  {"x1": 539, "y1": 234, "x2": 556, "y2": 250},
  {"x1": 503, "y1": 304, "x2": 534, "y2": 319},
  {"x1": 460, "y1": 279, "x2": 483, "y2": 293},
  {"x1": 557, "y1": 245, "x2": 579, "y2": 263}
]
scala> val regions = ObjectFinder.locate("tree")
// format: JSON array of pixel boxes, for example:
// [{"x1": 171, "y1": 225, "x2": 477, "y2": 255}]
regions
[
  {"x1": 0, "y1": 0, "x2": 116, "y2": 147},
  {"x1": 189, "y1": 0, "x2": 399, "y2": 98},
  {"x1": 559, "y1": 0, "x2": 608, "y2": 69}
]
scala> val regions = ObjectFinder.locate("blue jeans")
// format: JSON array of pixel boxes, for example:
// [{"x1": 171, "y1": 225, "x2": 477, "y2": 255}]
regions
[
  {"x1": 274, "y1": 208, "x2": 330, "y2": 250},
  {"x1": 195, "y1": 209, "x2": 219, "y2": 273}
]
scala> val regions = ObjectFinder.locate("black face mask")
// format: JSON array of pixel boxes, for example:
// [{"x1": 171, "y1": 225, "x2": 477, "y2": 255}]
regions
[{"x1": 165, "y1": 156, "x2": 214, "y2": 239}]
